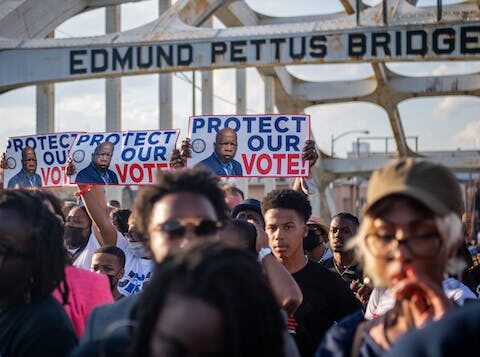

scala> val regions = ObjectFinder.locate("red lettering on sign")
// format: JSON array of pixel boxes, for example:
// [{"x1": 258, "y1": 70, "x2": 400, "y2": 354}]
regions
[
  {"x1": 242, "y1": 154, "x2": 255, "y2": 175},
  {"x1": 272, "y1": 153, "x2": 286, "y2": 174},
  {"x1": 257, "y1": 154, "x2": 272, "y2": 174},
  {"x1": 115, "y1": 163, "x2": 169, "y2": 184},
  {"x1": 287, "y1": 154, "x2": 300, "y2": 175},
  {"x1": 41, "y1": 166, "x2": 69, "y2": 186}
]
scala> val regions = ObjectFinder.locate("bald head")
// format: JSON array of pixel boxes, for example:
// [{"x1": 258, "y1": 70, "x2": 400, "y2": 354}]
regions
[
  {"x1": 214, "y1": 128, "x2": 238, "y2": 163},
  {"x1": 21, "y1": 146, "x2": 37, "y2": 173}
]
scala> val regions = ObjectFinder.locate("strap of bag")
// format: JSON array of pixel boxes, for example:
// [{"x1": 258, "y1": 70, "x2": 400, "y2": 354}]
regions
[{"x1": 350, "y1": 321, "x2": 367, "y2": 357}]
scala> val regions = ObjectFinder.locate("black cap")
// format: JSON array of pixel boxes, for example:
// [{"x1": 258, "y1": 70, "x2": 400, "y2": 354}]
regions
[{"x1": 231, "y1": 198, "x2": 262, "y2": 219}]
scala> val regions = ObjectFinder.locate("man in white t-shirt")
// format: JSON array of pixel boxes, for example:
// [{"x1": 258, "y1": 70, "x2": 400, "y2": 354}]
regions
[{"x1": 78, "y1": 186, "x2": 153, "y2": 297}]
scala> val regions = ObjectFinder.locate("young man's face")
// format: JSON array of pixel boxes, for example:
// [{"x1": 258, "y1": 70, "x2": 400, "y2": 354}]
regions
[
  {"x1": 148, "y1": 192, "x2": 220, "y2": 262},
  {"x1": 264, "y1": 208, "x2": 307, "y2": 263},
  {"x1": 91, "y1": 252, "x2": 124, "y2": 289},
  {"x1": 328, "y1": 217, "x2": 357, "y2": 253}
]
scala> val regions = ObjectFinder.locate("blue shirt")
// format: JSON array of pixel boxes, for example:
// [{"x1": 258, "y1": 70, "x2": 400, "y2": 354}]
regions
[
  {"x1": 75, "y1": 162, "x2": 119, "y2": 185},
  {"x1": 7, "y1": 169, "x2": 42, "y2": 188}
]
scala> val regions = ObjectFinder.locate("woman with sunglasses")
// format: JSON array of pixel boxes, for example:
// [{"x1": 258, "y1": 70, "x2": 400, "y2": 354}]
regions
[
  {"x1": 0, "y1": 190, "x2": 77, "y2": 356},
  {"x1": 317, "y1": 159, "x2": 466, "y2": 357}
]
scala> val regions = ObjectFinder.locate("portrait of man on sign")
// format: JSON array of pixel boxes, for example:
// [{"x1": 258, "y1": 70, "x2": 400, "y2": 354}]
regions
[
  {"x1": 75, "y1": 141, "x2": 119, "y2": 184},
  {"x1": 7, "y1": 146, "x2": 42, "y2": 188},
  {"x1": 195, "y1": 128, "x2": 243, "y2": 176}
]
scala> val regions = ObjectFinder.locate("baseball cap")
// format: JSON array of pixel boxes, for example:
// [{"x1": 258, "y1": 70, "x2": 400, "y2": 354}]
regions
[
  {"x1": 231, "y1": 198, "x2": 262, "y2": 219},
  {"x1": 306, "y1": 216, "x2": 329, "y2": 236},
  {"x1": 363, "y1": 158, "x2": 463, "y2": 217}
]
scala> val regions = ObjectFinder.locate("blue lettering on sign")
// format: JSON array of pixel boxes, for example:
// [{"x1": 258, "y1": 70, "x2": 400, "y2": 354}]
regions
[
  {"x1": 12, "y1": 138, "x2": 23, "y2": 152},
  {"x1": 162, "y1": 131, "x2": 176, "y2": 144},
  {"x1": 259, "y1": 116, "x2": 272, "y2": 133},
  {"x1": 121, "y1": 148, "x2": 135, "y2": 162},
  {"x1": 77, "y1": 134, "x2": 91, "y2": 146},
  {"x1": 192, "y1": 118, "x2": 206, "y2": 134},
  {"x1": 243, "y1": 116, "x2": 256, "y2": 132},
  {"x1": 247, "y1": 134, "x2": 300, "y2": 152},
  {"x1": 123, "y1": 132, "x2": 135, "y2": 146},
  {"x1": 224, "y1": 117, "x2": 240, "y2": 131},
  {"x1": 292, "y1": 116, "x2": 306, "y2": 132},
  {"x1": 90, "y1": 134, "x2": 104, "y2": 147},
  {"x1": 248, "y1": 135, "x2": 263, "y2": 151},
  {"x1": 25, "y1": 137, "x2": 36, "y2": 149},
  {"x1": 274, "y1": 116, "x2": 289, "y2": 133},
  {"x1": 134, "y1": 132, "x2": 146, "y2": 146},
  {"x1": 148, "y1": 132, "x2": 160, "y2": 145},
  {"x1": 105, "y1": 133, "x2": 120, "y2": 145},
  {"x1": 43, "y1": 152, "x2": 54, "y2": 165}
]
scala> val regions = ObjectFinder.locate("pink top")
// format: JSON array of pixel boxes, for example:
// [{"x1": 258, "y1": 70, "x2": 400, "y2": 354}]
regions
[{"x1": 53, "y1": 266, "x2": 114, "y2": 337}]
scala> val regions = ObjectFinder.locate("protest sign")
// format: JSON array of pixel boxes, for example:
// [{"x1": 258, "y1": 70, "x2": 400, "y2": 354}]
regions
[
  {"x1": 69, "y1": 129, "x2": 179, "y2": 185},
  {"x1": 187, "y1": 115, "x2": 310, "y2": 177},
  {"x1": 3, "y1": 132, "x2": 78, "y2": 188}
]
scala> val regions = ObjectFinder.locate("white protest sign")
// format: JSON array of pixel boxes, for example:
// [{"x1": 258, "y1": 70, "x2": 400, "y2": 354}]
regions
[
  {"x1": 3, "y1": 133, "x2": 78, "y2": 188},
  {"x1": 69, "y1": 129, "x2": 179, "y2": 185},
  {"x1": 187, "y1": 115, "x2": 310, "y2": 177}
]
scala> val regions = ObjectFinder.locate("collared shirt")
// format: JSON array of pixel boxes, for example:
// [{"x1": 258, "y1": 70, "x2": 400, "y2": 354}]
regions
[
  {"x1": 213, "y1": 151, "x2": 234, "y2": 176},
  {"x1": 75, "y1": 162, "x2": 118, "y2": 185},
  {"x1": 7, "y1": 169, "x2": 42, "y2": 188}
]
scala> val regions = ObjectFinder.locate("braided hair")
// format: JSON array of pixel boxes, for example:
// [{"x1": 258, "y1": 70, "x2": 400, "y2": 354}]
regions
[
  {"x1": 129, "y1": 241, "x2": 285, "y2": 356},
  {"x1": 0, "y1": 189, "x2": 66, "y2": 302}
]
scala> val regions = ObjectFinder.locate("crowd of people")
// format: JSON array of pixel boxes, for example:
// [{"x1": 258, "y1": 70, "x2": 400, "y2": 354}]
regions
[{"x1": 1, "y1": 143, "x2": 480, "y2": 357}]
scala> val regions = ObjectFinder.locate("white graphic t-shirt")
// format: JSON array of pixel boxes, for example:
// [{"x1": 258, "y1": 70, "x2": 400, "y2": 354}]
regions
[{"x1": 115, "y1": 232, "x2": 154, "y2": 296}]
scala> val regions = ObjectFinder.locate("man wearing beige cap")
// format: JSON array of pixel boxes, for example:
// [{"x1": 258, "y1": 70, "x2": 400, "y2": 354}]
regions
[{"x1": 317, "y1": 158, "x2": 467, "y2": 356}]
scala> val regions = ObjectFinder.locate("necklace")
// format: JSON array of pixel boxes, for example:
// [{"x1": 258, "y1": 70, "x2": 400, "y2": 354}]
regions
[{"x1": 333, "y1": 259, "x2": 353, "y2": 277}]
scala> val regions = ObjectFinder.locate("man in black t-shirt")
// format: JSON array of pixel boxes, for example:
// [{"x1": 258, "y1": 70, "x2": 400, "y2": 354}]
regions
[
  {"x1": 321, "y1": 212, "x2": 363, "y2": 286},
  {"x1": 262, "y1": 190, "x2": 362, "y2": 356}
]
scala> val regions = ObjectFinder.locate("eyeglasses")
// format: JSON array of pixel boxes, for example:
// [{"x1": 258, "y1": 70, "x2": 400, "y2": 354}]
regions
[
  {"x1": 154, "y1": 218, "x2": 223, "y2": 239},
  {"x1": 365, "y1": 231, "x2": 442, "y2": 259}
]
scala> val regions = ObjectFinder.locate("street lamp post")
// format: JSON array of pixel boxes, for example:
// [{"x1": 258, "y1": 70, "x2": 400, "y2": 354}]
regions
[{"x1": 331, "y1": 130, "x2": 370, "y2": 157}]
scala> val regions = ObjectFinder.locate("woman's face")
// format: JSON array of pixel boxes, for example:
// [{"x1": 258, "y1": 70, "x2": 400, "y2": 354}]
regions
[
  {"x1": 150, "y1": 294, "x2": 224, "y2": 357},
  {"x1": 366, "y1": 197, "x2": 449, "y2": 288},
  {"x1": 0, "y1": 209, "x2": 32, "y2": 300}
]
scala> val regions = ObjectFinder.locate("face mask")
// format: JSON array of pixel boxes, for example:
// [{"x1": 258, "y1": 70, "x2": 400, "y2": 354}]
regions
[
  {"x1": 64, "y1": 226, "x2": 86, "y2": 249},
  {"x1": 303, "y1": 231, "x2": 320, "y2": 251},
  {"x1": 128, "y1": 241, "x2": 150, "y2": 258}
]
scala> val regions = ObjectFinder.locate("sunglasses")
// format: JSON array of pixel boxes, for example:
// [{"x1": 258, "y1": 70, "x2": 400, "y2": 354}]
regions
[
  {"x1": 308, "y1": 224, "x2": 325, "y2": 236},
  {"x1": 155, "y1": 218, "x2": 223, "y2": 239}
]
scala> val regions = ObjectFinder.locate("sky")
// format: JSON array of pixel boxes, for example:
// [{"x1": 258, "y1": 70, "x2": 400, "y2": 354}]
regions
[{"x1": 0, "y1": 0, "x2": 479, "y2": 157}]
